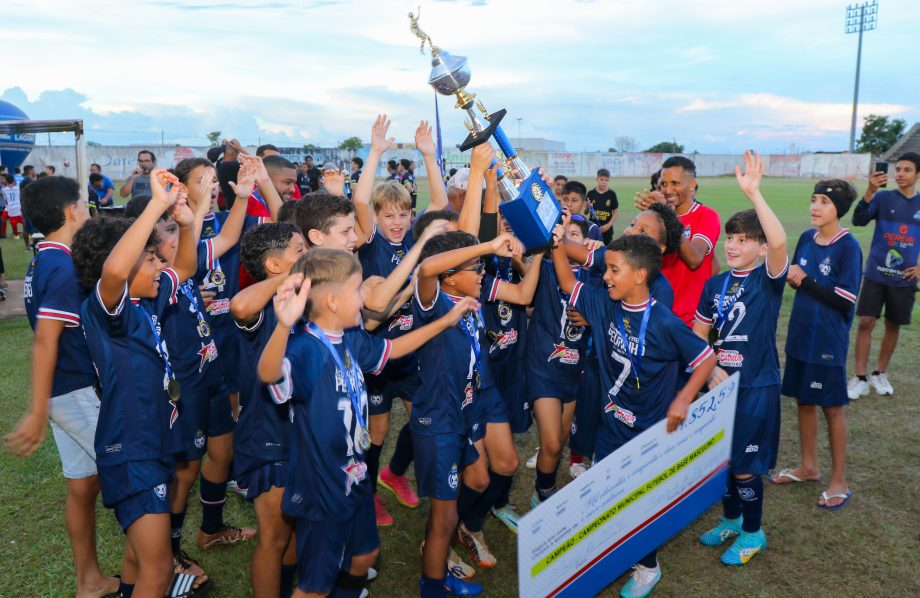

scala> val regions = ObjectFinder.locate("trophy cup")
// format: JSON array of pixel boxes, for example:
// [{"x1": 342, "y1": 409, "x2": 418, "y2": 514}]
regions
[{"x1": 409, "y1": 11, "x2": 561, "y2": 250}]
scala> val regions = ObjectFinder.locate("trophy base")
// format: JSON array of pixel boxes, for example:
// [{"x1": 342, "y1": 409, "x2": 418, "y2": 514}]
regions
[
  {"x1": 498, "y1": 169, "x2": 563, "y2": 251},
  {"x1": 459, "y1": 108, "x2": 507, "y2": 152}
]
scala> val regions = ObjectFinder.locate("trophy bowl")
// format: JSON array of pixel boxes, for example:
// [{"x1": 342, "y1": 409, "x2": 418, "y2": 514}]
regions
[{"x1": 428, "y1": 51, "x2": 471, "y2": 96}]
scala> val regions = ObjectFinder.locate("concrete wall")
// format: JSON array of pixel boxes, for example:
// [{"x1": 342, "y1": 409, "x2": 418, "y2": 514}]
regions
[{"x1": 21, "y1": 144, "x2": 873, "y2": 180}]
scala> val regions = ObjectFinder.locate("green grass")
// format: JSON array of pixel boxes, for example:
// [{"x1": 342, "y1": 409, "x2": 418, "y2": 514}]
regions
[{"x1": 1, "y1": 177, "x2": 918, "y2": 597}]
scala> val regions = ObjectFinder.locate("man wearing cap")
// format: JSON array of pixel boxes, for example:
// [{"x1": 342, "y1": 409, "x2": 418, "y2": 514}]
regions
[{"x1": 446, "y1": 168, "x2": 470, "y2": 212}]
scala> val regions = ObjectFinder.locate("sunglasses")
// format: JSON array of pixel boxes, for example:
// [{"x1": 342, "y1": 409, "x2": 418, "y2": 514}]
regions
[{"x1": 446, "y1": 259, "x2": 485, "y2": 275}]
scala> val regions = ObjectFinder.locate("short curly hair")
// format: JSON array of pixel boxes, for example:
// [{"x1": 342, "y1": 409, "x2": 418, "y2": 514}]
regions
[
  {"x1": 646, "y1": 203, "x2": 683, "y2": 255},
  {"x1": 72, "y1": 217, "x2": 158, "y2": 289}
]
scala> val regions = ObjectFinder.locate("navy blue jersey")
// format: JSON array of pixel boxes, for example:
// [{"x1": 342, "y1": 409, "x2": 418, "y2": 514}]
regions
[
  {"x1": 584, "y1": 246, "x2": 674, "y2": 309},
  {"x1": 234, "y1": 305, "x2": 297, "y2": 464},
  {"x1": 525, "y1": 259, "x2": 591, "y2": 384},
  {"x1": 695, "y1": 264, "x2": 787, "y2": 388},
  {"x1": 81, "y1": 270, "x2": 181, "y2": 465},
  {"x1": 272, "y1": 327, "x2": 390, "y2": 522},
  {"x1": 412, "y1": 285, "x2": 494, "y2": 436},
  {"x1": 481, "y1": 257, "x2": 527, "y2": 365},
  {"x1": 852, "y1": 189, "x2": 920, "y2": 287},
  {"x1": 23, "y1": 241, "x2": 97, "y2": 397},
  {"x1": 786, "y1": 229, "x2": 862, "y2": 366},
  {"x1": 569, "y1": 281, "x2": 713, "y2": 448},
  {"x1": 198, "y1": 212, "x2": 266, "y2": 324}
]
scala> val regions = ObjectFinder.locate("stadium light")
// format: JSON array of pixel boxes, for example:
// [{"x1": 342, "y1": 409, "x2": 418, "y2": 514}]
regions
[{"x1": 845, "y1": 0, "x2": 878, "y2": 153}]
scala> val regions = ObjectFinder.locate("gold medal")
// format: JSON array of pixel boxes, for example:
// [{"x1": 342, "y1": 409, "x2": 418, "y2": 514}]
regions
[
  {"x1": 197, "y1": 320, "x2": 210, "y2": 337},
  {"x1": 167, "y1": 378, "x2": 181, "y2": 402},
  {"x1": 210, "y1": 270, "x2": 225, "y2": 287},
  {"x1": 358, "y1": 428, "x2": 371, "y2": 451}
]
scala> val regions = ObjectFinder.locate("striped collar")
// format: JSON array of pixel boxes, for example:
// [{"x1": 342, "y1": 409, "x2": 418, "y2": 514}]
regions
[
  {"x1": 622, "y1": 298, "x2": 655, "y2": 312},
  {"x1": 306, "y1": 324, "x2": 344, "y2": 343},
  {"x1": 813, "y1": 228, "x2": 849, "y2": 246},
  {"x1": 443, "y1": 293, "x2": 464, "y2": 303},
  {"x1": 36, "y1": 241, "x2": 71, "y2": 254},
  {"x1": 729, "y1": 266, "x2": 757, "y2": 277}
]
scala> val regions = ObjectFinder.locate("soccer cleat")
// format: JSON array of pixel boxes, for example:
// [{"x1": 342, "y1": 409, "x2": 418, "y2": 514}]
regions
[
  {"x1": 569, "y1": 461, "x2": 590, "y2": 478},
  {"x1": 619, "y1": 562, "x2": 661, "y2": 598},
  {"x1": 378, "y1": 465, "x2": 420, "y2": 508},
  {"x1": 530, "y1": 491, "x2": 541, "y2": 509},
  {"x1": 456, "y1": 523, "x2": 497, "y2": 568},
  {"x1": 490, "y1": 505, "x2": 520, "y2": 534},
  {"x1": 720, "y1": 528, "x2": 767, "y2": 566},
  {"x1": 196, "y1": 524, "x2": 257, "y2": 550},
  {"x1": 374, "y1": 494, "x2": 394, "y2": 527},
  {"x1": 444, "y1": 571, "x2": 483, "y2": 596},
  {"x1": 699, "y1": 516, "x2": 742, "y2": 546},
  {"x1": 226, "y1": 479, "x2": 247, "y2": 499},
  {"x1": 525, "y1": 447, "x2": 540, "y2": 469},
  {"x1": 847, "y1": 376, "x2": 869, "y2": 400},
  {"x1": 869, "y1": 372, "x2": 894, "y2": 396},
  {"x1": 448, "y1": 547, "x2": 476, "y2": 580},
  {"x1": 367, "y1": 567, "x2": 377, "y2": 582}
]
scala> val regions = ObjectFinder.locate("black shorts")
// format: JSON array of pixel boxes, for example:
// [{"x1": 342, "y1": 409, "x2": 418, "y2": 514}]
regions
[{"x1": 856, "y1": 278, "x2": 917, "y2": 325}]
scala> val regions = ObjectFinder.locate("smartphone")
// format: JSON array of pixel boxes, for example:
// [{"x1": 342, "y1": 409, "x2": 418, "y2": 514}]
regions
[{"x1": 876, "y1": 161, "x2": 888, "y2": 188}]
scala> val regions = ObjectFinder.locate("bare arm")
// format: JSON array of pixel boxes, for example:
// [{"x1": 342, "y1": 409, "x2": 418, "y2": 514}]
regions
[
  {"x1": 458, "y1": 144, "x2": 494, "y2": 236},
  {"x1": 735, "y1": 152, "x2": 787, "y2": 276},
  {"x1": 258, "y1": 274, "x2": 309, "y2": 383},
  {"x1": 353, "y1": 115, "x2": 394, "y2": 246},
  {"x1": 211, "y1": 159, "x2": 255, "y2": 258},
  {"x1": 550, "y1": 210, "x2": 577, "y2": 295},
  {"x1": 389, "y1": 296, "x2": 480, "y2": 359},
  {"x1": 253, "y1": 156, "x2": 282, "y2": 222},
  {"x1": 416, "y1": 233, "x2": 521, "y2": 306},
  {"x1": 415, "y1": 121, "x2": 448, "y2": 211},
  {"x1": 231, "y1": 276, "x2": 286, "y2": 327},
  {"x1": 494, "y1": 255, "x2": 542, "y2": 305},
  {"x1": 678, "y1": 236, "x2": 709, "y2": 270},
  {"x1": 666, "y1": 352, "x2": 716, "y2": 433},
  {"x1": 119, "y1": 171, "x2": 139, "y2": 197}
]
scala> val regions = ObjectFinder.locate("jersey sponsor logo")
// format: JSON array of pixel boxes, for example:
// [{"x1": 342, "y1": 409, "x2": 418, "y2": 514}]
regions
[
  {"x1": 462, "y1": 382, "x2": 474, "y2": 409},
  {"x1": 883, "y1": 230, "x2": 916, "y2": 248},
  {"x1": 388, "y1": 314, "x2": 413, "y2": 332},
  {"x1": 105, "y1": 443, "x2": 122, "y2": 454},
  {"x1": 448, "y1": 463, "x2": 459, "y2": 490},
  {"x1": 194, "y1": 430, "x2": 206, "y2": 449},
  {"x1": 207, "y1": 298, "x2": 230, "y2": 315},
  {"x1": 417, "y1": 417, "x2": 432, "y2": 426},
  {"x1": 342, "y1": 457, "x2": 367, "y2": 496},
  {"x1": 154, "y1": 483, "x2": 168, "y2": 499},
  {"x1": 885, "y1": 248, "x2": 904, "y2": 269},
  {"x1": 745, "y1": 444, "x2": 759, "y2": 453},
  {"x1": 197, "y1": 340, "x2": 219, "y2": 372},
  {"x1": 370, "y1": 394, "x2": 383, "y2": 406},
  {"x1": 810, "y1": 381, "x2": 823, "y2": 389},
  {"x1": 603, "y1": 400, "x2": 636, "y2": 427},
  {"x1": 819, "y1": 257, "x2": 832, "y2": 276},
  {"x1": 717, "y1": 349, "x2": 744, "y2": 368},
  {"x1": 489, "y1": 328, "x2": 518, "y2": 353},
  {"x1": 548, "y1": 343, "x2": 580, "y2": 365}
]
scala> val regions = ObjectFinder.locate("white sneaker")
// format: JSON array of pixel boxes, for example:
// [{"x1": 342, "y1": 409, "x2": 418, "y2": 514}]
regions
[
  {"x1": 870, "y1": 372, "x2": 894, "y2": 396},
  {"x1": 448, "y1": 547, "x2": 476, "y2": 580},
  {"x1": 619, "y1": 562, "x2": 661, "y2": 598},
  {"x1": 525, "y1": 447, "x2": 540, "y2": 469},
  {"x1": 847, "y1": 377, "x2": 869, "y2": 400},
  {"x1": 569, "y1": 461, "x2": 590, "y2": 478},
  {"x1": 367, "y1": 567, "x2": 377, "y2": 581},
  {"x1": 226, "y1": 479, "x2": 247, "y2": 499}
]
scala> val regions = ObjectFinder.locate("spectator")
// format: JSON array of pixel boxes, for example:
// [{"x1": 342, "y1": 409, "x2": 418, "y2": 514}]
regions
[
  {"x1": 302, "y1": 155, "x2": 320, "y2": 192},
  {"x1": 587, "y1": 168, "x2": 619, "y2": 244},
  {"x1": 118, "y1": 149, "x2": 155, "y2": 200},
  {"x1": 553, "y1": 174, "x2": 568, "y2": 198},
  {"x1": 88, "y1": 165, "x2": 115, "y2": 208},
  {"x1": 1, "y1": 174, "x2": 27, "y2": 247},
  {"x1": 44, "y1": 165, "x2": 56, "y2": 176},
  {"x1": 256, "y1": 144, "x2": 279, "y2": 157},
  {"x1": 350, "y1": 157, "x2": 363, "y2": 184}
]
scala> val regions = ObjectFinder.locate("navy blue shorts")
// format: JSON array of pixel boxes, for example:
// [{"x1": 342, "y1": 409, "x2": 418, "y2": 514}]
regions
[
  {"x1": 475, "y1": 386, "x2": 509, "y2": 427},
  {"x1": 782, "y1": 357, "x2": 848, "y2": 407},
  {"x1": 528, "y1": 371, "x2": 579, "y2": 405},
  {"x1": 491, "y1": 358, "x2": 531, "y2": 434},
  {"x1": 294, "y1": 493, "x2": 378, "y2": 594},
  {"x1": 570, "y1": 366, "x2": 603, "y2": 459},
  {"x1": 414, "y1": 433, "x2": 479, "y2": 501},
  {"x1": 234, "y1": 457, "x2": 287, "y2": 502},
  {"x1": 367, "y1": 372, "x2": 419, "y2": 416},
  {"x1": 730, "y1": 385, "x2": 781, "y2": 475},
  {"x1": 98, "y1": 459, "x2": 173, "y2": 532},
  {"x1": 171, "y1": 384, "x2": 235, "y2": 461}
]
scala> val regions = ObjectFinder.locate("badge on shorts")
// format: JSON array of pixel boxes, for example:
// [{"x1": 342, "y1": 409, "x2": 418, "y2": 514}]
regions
[{"x1": 448, "y1": 463, "x2": 459, "y2": 490}]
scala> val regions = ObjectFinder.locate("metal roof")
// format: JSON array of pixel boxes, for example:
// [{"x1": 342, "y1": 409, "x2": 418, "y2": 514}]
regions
[{"x1": 0, "y1": 119, "x2": 84, "y2": 135}]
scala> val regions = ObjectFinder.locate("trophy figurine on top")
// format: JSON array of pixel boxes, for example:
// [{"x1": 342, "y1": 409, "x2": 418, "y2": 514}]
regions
[{"x1": 408, "y1": 11, "x2": 562, "y2": 251}]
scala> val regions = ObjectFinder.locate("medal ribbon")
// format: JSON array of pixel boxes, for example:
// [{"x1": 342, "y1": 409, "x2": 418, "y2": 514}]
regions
[
  {"x1": 715, "y1": 267, "x2": 755, "y2": 330},
  {"x1": 614, "y1": 300, "x2": 652, "y2": 390},
  {"x1": 306, "y1": 324, "x2": 369, "y2": 447},
  {"x1": 138, "y1": 304, "x2": 179, "y2": 427},
  {"x1": 179, "y1": 281, "x2": 209, "y2": 336},
  {"x1": 442, "y1": 292, "x2": 483, "y2": 386}
]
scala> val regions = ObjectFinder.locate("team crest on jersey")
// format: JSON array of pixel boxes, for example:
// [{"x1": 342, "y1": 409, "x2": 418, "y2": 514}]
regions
[
  {"x1": 604, "y1": 400, "x2": 636, "y2": 427},
  {"x1": 819, "y1": 257, "x2": 832, "y2": 276},
  {"x1": 388, "y1": 314, "x2": 414, "y2": 332},
  {"x1": 197, "y1": 340, "x2": 218, "y2": 372},
  {"x1": 564, "y1": 322, "x2": 583, "y2": 342},
  {"x1": 448, "y1": 463, "x2": 459, "y2": 490},
  {"x1": 548, "y1": 343, "x2": 579, "y2": 365},
  {"x1": 342, "y1": 458, "x2": 367, "y2": 496},
  {"x1": 717, "y1": 349, "x2": 744, "y2": 368},
  {"x1": 682, "y1": 225, "x2": 691, "y2": 239},
  {"x1": 498, "y1": 303, "x2": 513, "y2": 326},
  {"x1": 489, "y1": 329, "x2": 518, "y2": 353},
  {"x1": 154, "y1": 483, "x2": 168, "y2": 499},
  {"x1": 194, "y1": 430, "x2": 205, "y2": 449},
  {"x1": 462, "y1": 382, "x2": 474, "y2": 409}
]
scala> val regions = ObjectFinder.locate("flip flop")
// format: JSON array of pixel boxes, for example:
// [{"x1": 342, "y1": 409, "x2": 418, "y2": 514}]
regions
[
  {"x1": 769, "y1": 468, "x2": 821, "y2": 485},
  {"x1": 817, "y1": 490, "x2": 852, "y2": 511}
]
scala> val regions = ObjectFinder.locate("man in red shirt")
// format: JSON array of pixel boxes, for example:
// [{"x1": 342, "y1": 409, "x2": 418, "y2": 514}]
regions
[
  {"x1": 246, "y1": 155, "x2": 297, "y2": 218},
  {"x1": 638, "y1": 156, "x2": 721, "y2": 325}
]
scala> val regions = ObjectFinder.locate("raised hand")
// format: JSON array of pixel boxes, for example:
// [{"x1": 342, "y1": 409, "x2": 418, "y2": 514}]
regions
[
  {"x1": 866, "y1": 170, "x2": 887, "y2": 196},
  {"x1": 150, "y1": 169, "x2": 181, "y2": 210},
  {"x1": 470, "y1": 143, "x2": 495, "y2": 173},
  {"x1": 490, "y1": 232, "x2": 523, "y2": 257},
  {"x1": 552, "y1": 223, "x2": 565, "y2": 246},
  {"x1": 582, "y1": 238, "x2": 605, "y2": 251},
  {"x1": 560, "y1": 206, "x2": 572, "y2": 230},
  {"x1": 228, "y1": 158, "x2": 256, "y2": 200},
  {"x1": 273, "y1": 273, "x2": 310, "y2": 329},
  {"x1": 322, "y1": 168, "x2": 346, "y2": 197},
  {"x1": 418, "y1": 219, "x2": 451, "y2": 245},
  {"x1": 634, "y1": 189, "x2": 665, "y2": 211},
  {"x1": 444, "y1": 296, "x2": 481, "y2": 326},
  {"x1": 735, "y1": 151, "x2": 763, "y2": 198},
  {"x1": 371, "y1": 114, "x2": 395, "y2": 154},
  {"x1": 415, "y1": 120, "x2": 436, "y2": 157},
  {"x1": 240, "y1": 154, "x2": 271, "y2": 185},
  {"x1": 484, "y1": 162, "x2": 498, "y2": 188},
  {"x1": 171, "y1": 185, "x2": 195, "y2": 227},
  {"x1": 536, "y1": 167, "x2": 553, "y2": 188}
]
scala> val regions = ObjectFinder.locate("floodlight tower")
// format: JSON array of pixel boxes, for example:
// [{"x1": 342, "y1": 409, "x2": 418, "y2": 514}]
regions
[{"x1": 845, "y1": 0, "x2": 878, "y2": 152}]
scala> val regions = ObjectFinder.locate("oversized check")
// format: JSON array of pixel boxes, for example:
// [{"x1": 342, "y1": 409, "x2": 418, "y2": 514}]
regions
[{"x1": 517, "y1": 373, "x2": 739, "y2": 597}]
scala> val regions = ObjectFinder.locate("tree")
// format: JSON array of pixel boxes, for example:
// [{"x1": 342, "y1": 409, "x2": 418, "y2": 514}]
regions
[
  {"x1": 856, "y1": 114, "x2": 907, "y2": 155},
  {"x1": 338, "y1": 136, "x2": 364, "y2": 152},
  {"x1": 613, "y1": 135, "x2": 638, "y2": 153},
  {"x1": 645, "y1": 141, "x2": 684, "y2": 154},
  {"x1": 206, "y1": 131, "x2": 222, "y2": 146},
  {"x1": 303, "y1": 143, "x2": 318, "y2": 150}
]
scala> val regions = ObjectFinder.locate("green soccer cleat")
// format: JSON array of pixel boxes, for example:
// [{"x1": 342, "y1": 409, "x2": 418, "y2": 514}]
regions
[
  {"x1": 720, "y1": 528, "x2": 767, "y2": 566},
  {"x1": 699, "y1": 516, "x2": 742, "y2": 546}
]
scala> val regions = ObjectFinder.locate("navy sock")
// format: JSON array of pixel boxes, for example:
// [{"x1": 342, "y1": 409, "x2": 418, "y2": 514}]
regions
[
  {"x1": 280, "y1": 563, "x2": 297, "y2": 598},
  {"x1": 420, "y1": 575, "x2": 446, "y2": 598},
  {"x1": 389, "y1": 422, "x2": 414, "y2": 476},
  {"x1": 119, "y1": 581, "x2": 135, "y2": 598},
  {"x1": 457, "y1": 483, "x2": 483, "y2": 524},
  {"x1": 535, "y1": 468, "x2": 557, "y2": 502},
  {"x1": 199, "y1": 475, "x2": 227, "y2": 534},
  {"x1": 736, "y1": 475, "x2": 764, "y2": 532},
  {"x1": 170, "y1": 509, "x2": 187, "y2": 555},
  {"x1": 494, "y1": 472, "x2": 514, "y2": 510},
  {"x1": 722, "y1": 478, "x2": 742, "y2": 520},
  {"x1": 330, "y1": 571, "x2": 366, "y2": 598},
  {"x1": 366, "y1": 443, "x2": 383, "y2": 493},
  {"x1": 464, "y1": 471, "x2": 513, "y2": 532},
  {"x1": 638, "y1": 549, "x2": 658, "y2": 569}
]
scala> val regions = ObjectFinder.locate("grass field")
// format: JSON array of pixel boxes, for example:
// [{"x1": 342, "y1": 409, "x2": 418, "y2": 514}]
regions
[{"x1": 1, "y1": 176, "x2": 918, "y2": 597}]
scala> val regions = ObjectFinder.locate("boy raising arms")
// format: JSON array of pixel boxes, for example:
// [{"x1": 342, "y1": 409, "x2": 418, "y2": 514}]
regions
[
  {"x1": 692, "y1": 152, "x2": 787, "y2": 565},
  {"x1": 6, "y1": 176, "x2": 120, "y2": 597},
  {"x1": 551, "y1": 228, "x2": 715, "y2": 598},
  {"x1": 257, "y1": 249, "x2": 476, "y2": 598}
]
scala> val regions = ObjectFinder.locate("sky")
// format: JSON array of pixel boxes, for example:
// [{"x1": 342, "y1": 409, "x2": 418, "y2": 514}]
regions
[{"x1": 3, "y1": 0, "x2": 917, "y2": 153}]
